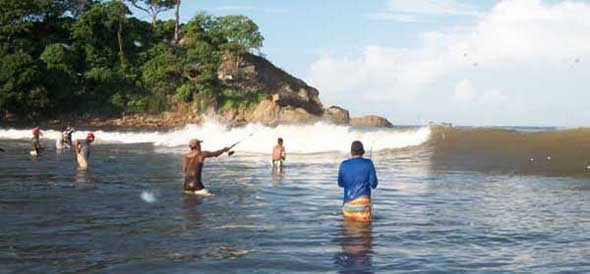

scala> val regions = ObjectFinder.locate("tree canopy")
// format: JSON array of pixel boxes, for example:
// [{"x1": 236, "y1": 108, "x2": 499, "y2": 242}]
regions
[{"x1": 0, "y1": 0, "x2": 265, "y2": 121}]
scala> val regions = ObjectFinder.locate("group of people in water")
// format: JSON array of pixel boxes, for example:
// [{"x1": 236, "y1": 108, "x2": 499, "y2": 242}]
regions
[
  {"x1": 182, "y1": 136, "x2": 378, "y2": 222},
  {"x1": 24, "y1": 127, "x2": 378, "y2": 222},
  {"x1": 29, "y1": 127, "x2": 95, "y2": 170}
]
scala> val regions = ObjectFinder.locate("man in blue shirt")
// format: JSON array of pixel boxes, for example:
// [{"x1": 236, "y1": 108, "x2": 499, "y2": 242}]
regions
[{"x1": 338, "y1": 141, "x2": 378, "y2": 222}]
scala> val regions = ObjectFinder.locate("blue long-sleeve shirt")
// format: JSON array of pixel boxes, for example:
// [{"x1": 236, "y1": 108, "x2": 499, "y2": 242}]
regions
[{"x1": 338, "y1": 157, "x2": 378, "y2": 203}]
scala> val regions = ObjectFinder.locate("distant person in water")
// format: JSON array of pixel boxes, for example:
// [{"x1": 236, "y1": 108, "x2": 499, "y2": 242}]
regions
[
  {"x1": 31, "y1": 127, "x2": 44, "y2": 156},
  {"x1": 182, "y1": 138, "x2": 230, "y2": 196},
  {"x1": 57, "y1": 126, "x2": 75, "y2": 150},
  {"x1": 272, "y1": 138, "x2": 286, "y2": 170},
  {"x1": 75, "y1": 132, "x2": 95, "y2": 170},
  {"x1": 338, "y1": 141, "x2": 378, "y2": 222}
]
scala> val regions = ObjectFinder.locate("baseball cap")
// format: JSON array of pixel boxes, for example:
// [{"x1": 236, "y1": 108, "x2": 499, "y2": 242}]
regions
[{"x1": 189, "y1": 138, "x2": 203, "y2": 148}]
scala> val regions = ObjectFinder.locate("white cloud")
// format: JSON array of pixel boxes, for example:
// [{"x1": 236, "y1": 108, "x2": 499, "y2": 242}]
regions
[
  {"x1": 453, "y1": 79, "x2": 475, "y2": 102},
  {"x1": 310, "y1": 0, "x2": 590, "y2": 127}
]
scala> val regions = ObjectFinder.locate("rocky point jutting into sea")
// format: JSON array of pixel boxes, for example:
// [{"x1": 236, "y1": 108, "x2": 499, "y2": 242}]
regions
[
  {"x1": 114, "y1": 52, "x2": 392, "y2": 129},
  {"x1": 4, "y1": 52, "x2": 392, "y2": 130}
]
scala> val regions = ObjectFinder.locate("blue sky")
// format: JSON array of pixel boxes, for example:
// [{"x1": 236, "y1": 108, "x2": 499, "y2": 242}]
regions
[
  {"x1": 135, "y1": 1, "x2": 590, "y2": 127},
  {"x1": 142, "y1": 1, "x2": 495, "y2": 78}
]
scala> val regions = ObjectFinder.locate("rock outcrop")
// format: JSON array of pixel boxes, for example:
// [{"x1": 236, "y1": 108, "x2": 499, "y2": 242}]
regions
[
  {"x1": 245, "y1": 95, "x2": 319, "y2": 125},
  {"x1": 218, "y1": 52, "x2": 323, "y2": 118},
  {"x1": 215, "y1": 52, "x2": 392, "y2": 127},
  {"x1": 350, "y1": 115, "x2": 394, "y2": 128},
  {"x1": 322, "y1": 106, "x2": 350, "y2": 125}
]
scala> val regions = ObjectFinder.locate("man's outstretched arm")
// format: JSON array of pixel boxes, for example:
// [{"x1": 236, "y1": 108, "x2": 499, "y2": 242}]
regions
[{"x1": 202, "y1": 147, "x2": 230, "y2": 158}]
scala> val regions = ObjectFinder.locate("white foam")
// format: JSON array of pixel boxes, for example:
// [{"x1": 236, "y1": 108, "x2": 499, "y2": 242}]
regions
[
  {"x1": 0, "y1": 119, "x2": 431, "y2": 153},
  {"x1": 140, "y1": 191, "x2": 157, "y2": 203}
]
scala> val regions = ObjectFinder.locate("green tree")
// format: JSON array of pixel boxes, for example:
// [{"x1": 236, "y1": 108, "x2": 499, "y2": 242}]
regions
[
  {"x1": 153, "y1": 19, "x2": 175, "y2": 43},
  {"x1": 71, "y1": 1, "x2": 135, "y2": 113},
  {"x1": 180, "y1": 13, "x2": 224, "y2": 108},
  {"x1": 72, "y1": 1, "x2": 131, "y2": 67},
  {"x1": 40, "y1": 43, "x2": 79, "y2": 113},
  {"x1": 0, "y1": 2, "x2": 269, "y2": 119},
  {"x1": 127, "y1": 0, "x2": 175, "y2": 27},
  {"x1": 0, "y1": 0, "x2": 42, "y2": 51},
  {"x1": 0, "y1": 50, "x2": 47, "y2": 118},
  {"x1": 141, "y1": 42, "x2": 182, "y2": 96},
  {"x1": 211, "y1": 15, "x2": 264, "y2": 54}
]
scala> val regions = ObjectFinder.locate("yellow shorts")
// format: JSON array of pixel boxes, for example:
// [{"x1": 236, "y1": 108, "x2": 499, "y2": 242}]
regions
[
  {"x1": 342, "y1": 195, "x2": 372, "y2": 222},
  {"x1": 272, "y1": 160, "x2": 283, "y2": 168}
]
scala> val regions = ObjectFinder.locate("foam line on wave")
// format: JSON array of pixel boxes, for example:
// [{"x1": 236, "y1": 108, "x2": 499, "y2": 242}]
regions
[{"x1": 0, "y1": 120, "x2": 431, "y2": 153}]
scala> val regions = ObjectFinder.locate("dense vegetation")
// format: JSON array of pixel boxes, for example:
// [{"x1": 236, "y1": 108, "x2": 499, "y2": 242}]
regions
[{"x1": 0, "y1": 0, "x2": 264, "y2": 121}]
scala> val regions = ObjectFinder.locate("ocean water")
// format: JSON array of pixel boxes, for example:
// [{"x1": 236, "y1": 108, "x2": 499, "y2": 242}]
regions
[{"x1": 1, "y1": 122, "x2": 589, "y2": 273}]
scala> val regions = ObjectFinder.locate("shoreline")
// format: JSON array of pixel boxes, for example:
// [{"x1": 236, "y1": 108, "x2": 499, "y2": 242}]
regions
[{"x1": 0, "y1": 112, "x2": 203, "y2": 132}]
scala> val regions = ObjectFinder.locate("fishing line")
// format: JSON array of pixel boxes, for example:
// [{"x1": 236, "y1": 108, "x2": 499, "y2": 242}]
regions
[{"x1": 227, "y1": 132, "x2": 256, "y2": 156}]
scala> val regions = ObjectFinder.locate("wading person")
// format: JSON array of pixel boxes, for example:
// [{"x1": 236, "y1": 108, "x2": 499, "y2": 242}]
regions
[
  {"x1": 31, "y1": 127, "x2": 44, "y2": 156},
  {"x1": 337, "y1": 141, "x2": 378, "y2": 222},
  {"x1": 182, "y1": 138, "x2": 230, "y2": 196},
  {"x1": 75, "y1": 133, "x2": 95, "y2": 170},
  {"x1": 57, "y1": 126, "x2": 75, "y2": 150},
  {"x1": 272, "y1": 138, "x2": 286, "y2": 170}
]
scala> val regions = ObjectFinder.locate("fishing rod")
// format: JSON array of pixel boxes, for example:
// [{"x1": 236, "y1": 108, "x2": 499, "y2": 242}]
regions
[{"x1": 226, "y1": 132, "x2": 256, "y2": 156}]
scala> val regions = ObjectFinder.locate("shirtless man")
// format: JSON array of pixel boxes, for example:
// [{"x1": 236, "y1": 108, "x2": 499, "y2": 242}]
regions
[
  {"x1": 57, "y1": 127, "x2": 74, "y2": 150},
  {"x1": 75, "y1": 132, "x2": 95, "y2": 170},
  {"x1": 272, "y1": 138, "x2": 286, "y2": 169},
  {"x1": 182, "y1": 138, "x2": 230, "y2": 196}
]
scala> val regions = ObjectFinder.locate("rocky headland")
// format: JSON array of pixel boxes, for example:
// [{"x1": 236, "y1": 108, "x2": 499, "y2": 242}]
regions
[
  {"x1": 195, "y1": 51, "x2": 393, "y2": 129},
  {"x1": 2, "y1": 52, "x2": 393, "y2": 130}
]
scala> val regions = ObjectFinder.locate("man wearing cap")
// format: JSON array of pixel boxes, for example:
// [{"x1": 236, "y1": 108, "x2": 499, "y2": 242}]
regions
[
  {"x1": 31, "y1": 127, "x2": 44, "y2": 156},
  {"x1": 337, "y1": 141, "x2": 378, "y2": 222},
  {"x1": 182, "y1": 138, "x2": 230, "y2": 196},
  {"x1": 75, "y1": 133, "x2": 95, "y2": 170}
]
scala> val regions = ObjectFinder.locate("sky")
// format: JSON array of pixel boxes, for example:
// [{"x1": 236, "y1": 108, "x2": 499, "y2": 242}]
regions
[{"x1": 136, "y1": 0, "x2": 590, "y2": 127}]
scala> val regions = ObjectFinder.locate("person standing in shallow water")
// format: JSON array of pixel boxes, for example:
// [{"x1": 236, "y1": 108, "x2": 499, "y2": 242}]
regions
[
  {"x1": 182, "y1": 138, "x2": 230, "y2": 196},
  {"x1": 338, "y1": 141, "x2": 378, "y2": 222},
  {"x1": 272, "y1": 138, "x2": 286, "y2": 170},
  {"x1": 75, "y1": 133, "x2": 95, "y2": 170},
  {"x1": 31, "y1": 127, "x2": 44, "y2": 156},
  {"x1": 57, "y1": 126, "x2": 75, "y2": 150}
]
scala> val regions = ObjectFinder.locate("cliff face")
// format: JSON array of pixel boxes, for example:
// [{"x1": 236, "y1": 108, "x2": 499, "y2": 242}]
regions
[
  {"x1": 217, "y1": 52, "x2": 323, "y2": 117},
  {"x1": 215, "y1": 52, "x2": 393, "y2": 127}
]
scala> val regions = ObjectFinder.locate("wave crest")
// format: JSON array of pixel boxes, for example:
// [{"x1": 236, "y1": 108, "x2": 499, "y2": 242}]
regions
[{"x1": 0, "y1": 120, "x2": 431, "y2": 153}]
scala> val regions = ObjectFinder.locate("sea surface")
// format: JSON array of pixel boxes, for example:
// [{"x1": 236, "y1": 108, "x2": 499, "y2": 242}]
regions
[{"x1": 1, "y1": 122, "x2": 589, "y2": 273}]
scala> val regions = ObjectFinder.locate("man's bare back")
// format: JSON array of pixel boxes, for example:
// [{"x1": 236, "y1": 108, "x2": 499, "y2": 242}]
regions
[{"x1": 182, "y1": 140, "x2": 229, "y2": 193}]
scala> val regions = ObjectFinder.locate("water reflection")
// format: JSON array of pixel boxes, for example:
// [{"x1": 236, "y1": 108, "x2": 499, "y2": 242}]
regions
[
  {"x1": 182, "y1": 196, "x2": 203, "y2": 230},
  {"x1": 334, "y1": 219, "x2": 374, "y2": 274},
  {"x1": 74, "y1": 169, "x2": 98, "y2": 191},
  {"x1": 272, "y1": 165, "x2": 285, "y2": 184},
  {"x1": 75, "y1": 168, "x2": 90, "y2": 184}
]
